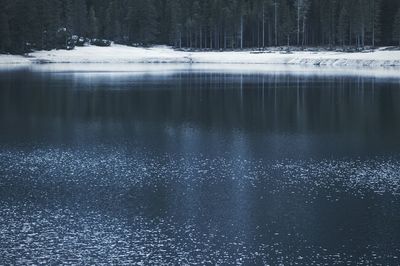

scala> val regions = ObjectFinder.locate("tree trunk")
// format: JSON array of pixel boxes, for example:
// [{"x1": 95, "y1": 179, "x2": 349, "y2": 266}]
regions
[
  {"x1": 240, "y1": 15, "x2": 244, "y2": 49},
  {"x1": 262, "y1": 3, "x2": 265, "y2": 48},
  {"x1": 274, "y1": 1, "x2": 278, "y2": 46},
  {"x1": 210, "y1": 28, "x2": 213, "y2": 49},
  {"x1": 200, "y1": 28, "x2": 202, "y2": 49},
  {"x1": 302, "y1": 17, "x2": 306, "y2": 46},
  {"x1": 297, "y1": 1, "x2": 300, "y2": 46}
]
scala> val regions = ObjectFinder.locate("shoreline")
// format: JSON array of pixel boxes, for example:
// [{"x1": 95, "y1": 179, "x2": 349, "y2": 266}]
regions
[
  {"x1": 1, "y1": 44, "x2": 400, "y2": 69},
  {"x1": 1, "y1": 63, "x2": 400, "y2": 80}
]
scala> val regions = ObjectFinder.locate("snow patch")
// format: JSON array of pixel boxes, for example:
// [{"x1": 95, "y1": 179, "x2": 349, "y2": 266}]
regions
[{"x1": 1, "y1": 44, "x2": 400, "y2": 69}]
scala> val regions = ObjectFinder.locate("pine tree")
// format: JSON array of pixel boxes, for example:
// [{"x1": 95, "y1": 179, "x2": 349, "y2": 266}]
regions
[
  {"x1": 337, "y1": 5, "x2": 350, "y2": 46},
  {"x1": 139, "y1": 0, "x2": 159, "y2": 44},
  {"x1": 367, "y1": 0, "x2": 382, "y2": 46},
  {"x1": 0, "y1": 11, "x2": 11, "y2": 52},
  {"x1": 1, "y1": 0, "x2": 400, "y2": 54},
  {"x1": 39, "y1": 0, "x2": 62, "y2": 50},
  {"x1": 238, "y1": 0, "x2": 247, "y2": 49},
  {"x1": 318, "y1": 0, "x2": 338, "y2": 46},
  {"x1": 73, "y1": 0, "x2": 88, "y2": 37},
  {"x1": 393, "y1": 8, "x2": 400, "y2": 46},
  {"x1": 104, "y1": 4, "x2": 113, "y2": 40},
  {"x1": 62, "y1": 0, "x2": 74, "y2": 33},
  {"x1": 260, "y1": 0, "x2": 273, "y2": 48},
  {"x1": 126, "y1": 0, "x2": 158, "y2": 45},
  {"x1": 280, "y1": 0, "x2": 294, "y2": 46},
  {"x1": 168, "y1": 0, "x2": 184, "y2": 47},
  {"x1": 294, "y1": 0, "x2": 310, "y2": 46},
  {"x1": 12, "y1": 0, "x2": 40, "y2": 52},
  {"x1": 273, "y1": 0, "x2": 279, "y2": 46},
  {"x1": 192, "y1": 0, "x2": 202, "y2": 48},
  {"x1": 88, "y1": 6, "x2": 98, "y2": 39},
  {"x1": 222, "y1": 1, "x2": 235, "y2": 49},
  {"x1": 104, "y1": 0, "x2": 123, "y2": 42}
]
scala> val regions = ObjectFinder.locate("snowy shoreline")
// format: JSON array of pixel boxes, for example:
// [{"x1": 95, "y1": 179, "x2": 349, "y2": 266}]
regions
[{"x1": 1, "y1": 45, "x2": 400, "y2": 69}]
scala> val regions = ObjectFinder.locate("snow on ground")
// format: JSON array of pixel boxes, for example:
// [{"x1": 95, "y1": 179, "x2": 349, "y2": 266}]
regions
[
  {"x1": 0, "y1": 54, "x2": 31, "y2": 64},
  {"x1": 1, "y1": 44, "x2": 400, "y2": 68}
]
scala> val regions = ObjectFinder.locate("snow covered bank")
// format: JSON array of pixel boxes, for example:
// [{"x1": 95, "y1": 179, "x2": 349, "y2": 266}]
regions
[
  {"x1": 0, "y1": 54, "x2": 31, "y2": 64},
  {"x1": 1, "y1": 45, "x2": 400, "y2": 68}
]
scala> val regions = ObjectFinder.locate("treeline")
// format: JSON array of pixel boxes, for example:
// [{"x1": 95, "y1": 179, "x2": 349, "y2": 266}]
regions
[{"x1": 1, "y1": 0, "x2": 400, "y2": 54}]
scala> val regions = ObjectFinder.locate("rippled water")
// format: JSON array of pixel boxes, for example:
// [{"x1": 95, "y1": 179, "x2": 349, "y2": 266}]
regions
[{"x1": 1, "y1": 65, "x2": 400, "y2": 265}]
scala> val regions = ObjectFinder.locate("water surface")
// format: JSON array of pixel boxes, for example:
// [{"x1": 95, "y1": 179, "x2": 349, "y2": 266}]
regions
[{"x1": 1, "y1": 65, "x2": 400, "y2": 265}]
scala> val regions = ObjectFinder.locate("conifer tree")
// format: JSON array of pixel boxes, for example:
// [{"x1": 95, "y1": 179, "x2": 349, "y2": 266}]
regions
[
  {"x1": 337, "y1": 5, "x2": 350, "y2": 46},
  {"x1": 88, "y1": 6, "x2": 98, "y2": 39},
  {"x1": 0, "y1": 0, "x2": 398, "y2": 54},
  {"x1": 393, "y1": 8, "x2": 400, "y2": 46},
  {"x1": 368, "y1": 0, "x2": 382, "y2": 46},
  {"x1": 62, "y1": 0, "x2": 74, "y2": 33},
  {"x1": 279, "y1": 0, "x2": 294, "y2": 46},
  {"x1": 294, "y1": 0, "x2": 310, "y2": 46},
  {"x1": 0, "y1": 11, "x2": 11, "y2": 52},
  {"x1": 73, "y1": 0, "x2": 88, "y2": 37}
]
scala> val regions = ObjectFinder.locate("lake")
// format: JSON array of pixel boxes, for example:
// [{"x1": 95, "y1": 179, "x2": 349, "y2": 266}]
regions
[{"x1": 0, "y1": 64, "x2": 400, "y2": 265}]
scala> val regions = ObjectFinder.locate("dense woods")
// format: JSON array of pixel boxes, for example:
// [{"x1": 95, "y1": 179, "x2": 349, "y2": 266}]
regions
[{"x1": 1, "y1": 0, "x2": 400, "y2": 54}]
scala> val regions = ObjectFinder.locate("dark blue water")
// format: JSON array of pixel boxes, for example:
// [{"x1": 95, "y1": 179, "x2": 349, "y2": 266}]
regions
[{"x1": 1, "y1": 66, "x2": 400, "y2": 265}]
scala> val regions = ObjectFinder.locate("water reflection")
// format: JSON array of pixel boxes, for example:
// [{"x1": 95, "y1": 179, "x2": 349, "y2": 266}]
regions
[
  {"x1": 1, "y1": 68, "x2": 400, "y2": 158},
  {"x1": 0, "y1": 67, "x2": 400, "y2": 264}
]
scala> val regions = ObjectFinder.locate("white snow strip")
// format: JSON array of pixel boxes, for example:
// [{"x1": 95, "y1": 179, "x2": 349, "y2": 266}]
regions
[
  {"x1": 0, "y1": 54, "x2": 31, "y2": 64},
  {"x1": 1, "y1": 44, "x2": 400, "y2": 70}
]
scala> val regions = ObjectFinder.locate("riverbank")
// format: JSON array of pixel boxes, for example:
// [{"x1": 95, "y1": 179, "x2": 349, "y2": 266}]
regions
[{"x1": 1, "y1": 45, "x2": 400, "y2": 67}]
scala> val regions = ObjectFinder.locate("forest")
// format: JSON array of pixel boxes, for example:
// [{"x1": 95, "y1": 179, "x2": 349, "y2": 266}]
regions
[{"x1": 1, "y1": 0, "x2": 400, "y2": 54}]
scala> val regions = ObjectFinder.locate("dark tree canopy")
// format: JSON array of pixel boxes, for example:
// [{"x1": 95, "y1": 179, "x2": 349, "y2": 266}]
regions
[{"x1": 0, "y1": 0, "x2": 399, "y2": 54}]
